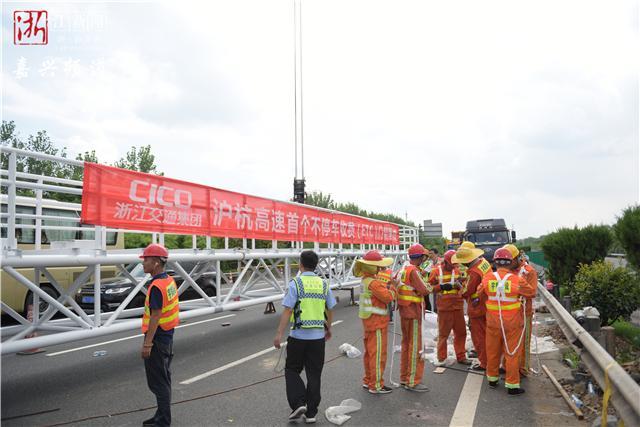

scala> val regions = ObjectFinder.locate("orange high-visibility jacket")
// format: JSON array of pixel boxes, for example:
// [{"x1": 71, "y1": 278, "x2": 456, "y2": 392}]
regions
[
  {"x1": 428, "y1": 265, "x2": 465, "y2": 312},
  {"x1": 398, "y1": 264, "x2": 430, "y2": 319},
  {"x1": 362, "y1": 274, "x2": 396, "y2": 332},
  {"x1": 518, "y1": 262, "x2": 538, "y2": 315},
  {"x1": 142, "y1": 277, "x2": 180, "y2": 333},
  {"x1": 478, "y1": 268, "x2": 535, "y2": 330},
  {"x1": 462, "y1": 257, "x2": 492, "y2": 318}
]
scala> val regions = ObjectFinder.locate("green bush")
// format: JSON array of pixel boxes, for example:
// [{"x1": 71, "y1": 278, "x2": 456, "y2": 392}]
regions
[
  {"x1": 571, "y1": 261, "x2": 640, "y2": 325},
  {"x1": 613, "y1": 320, "x2": 640, "y2": 349},
  {"x1": 614, "y1": 205, "x2": 640, "y2": 271},
  {"x1": 541, "y1": 225, "x2": 612, "y2": 291}
]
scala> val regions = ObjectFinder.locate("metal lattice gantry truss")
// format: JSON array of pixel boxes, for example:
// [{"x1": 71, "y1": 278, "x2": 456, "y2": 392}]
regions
[{"x1": 0, "y1": 147, "x2": 418, "y2": 354}]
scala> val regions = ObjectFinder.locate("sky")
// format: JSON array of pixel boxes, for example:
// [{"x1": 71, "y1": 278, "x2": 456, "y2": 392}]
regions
[{"x1": 1, "y1": 0, "x2": 638, "y2": 238}]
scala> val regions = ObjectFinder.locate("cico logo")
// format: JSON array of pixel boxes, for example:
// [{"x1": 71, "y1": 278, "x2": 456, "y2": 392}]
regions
[{"x1": 129, "y1": 180, "x2": 192, "y2": 208}]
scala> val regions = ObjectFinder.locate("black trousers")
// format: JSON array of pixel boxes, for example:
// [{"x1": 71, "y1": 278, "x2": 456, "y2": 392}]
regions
[
  {"x1": 144, "y1": 338, "x2": 173, "y2": 427},
  {"x1": 285, "y1": 336, "x2": 325, "y2": 417}
]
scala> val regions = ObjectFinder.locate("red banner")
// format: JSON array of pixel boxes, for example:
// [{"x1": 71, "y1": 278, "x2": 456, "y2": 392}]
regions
[{"x1": 81, "y1": 163, "x2": 400, "y2": 245}]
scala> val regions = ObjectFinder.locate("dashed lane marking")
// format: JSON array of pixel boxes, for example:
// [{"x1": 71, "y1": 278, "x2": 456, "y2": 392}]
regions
[
  {"x1": 46, "y1": 314, "x2": 236, "y2": 357},
  {"x1": 180, "y1": 320, "x2": 343, "y2": 385}
]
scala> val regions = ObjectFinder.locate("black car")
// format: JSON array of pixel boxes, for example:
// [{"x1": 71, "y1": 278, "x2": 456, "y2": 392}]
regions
[{"x1": 76, "y1": 261, "x2": 217, "y2": 312}]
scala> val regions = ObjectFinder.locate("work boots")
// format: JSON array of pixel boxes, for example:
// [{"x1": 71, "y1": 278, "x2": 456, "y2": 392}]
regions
[{"x1": 508, "y1": 388, "x2": 526, "y2": 396}]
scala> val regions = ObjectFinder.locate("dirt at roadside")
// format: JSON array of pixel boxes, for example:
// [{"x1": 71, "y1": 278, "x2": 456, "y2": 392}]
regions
[{"x1": 535, "y1": 320, "x2": 640, "y2": 425}]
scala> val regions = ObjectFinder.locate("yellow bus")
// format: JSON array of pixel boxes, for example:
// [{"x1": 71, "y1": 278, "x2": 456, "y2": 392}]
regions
[{"x1": 1, "y1": 196, "x2": 124, "y2": 316}]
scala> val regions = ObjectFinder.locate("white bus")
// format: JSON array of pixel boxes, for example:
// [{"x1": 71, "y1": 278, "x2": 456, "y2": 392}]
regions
[{"x1": 1, "y1": 196, "x2": 124, "y2": 315}]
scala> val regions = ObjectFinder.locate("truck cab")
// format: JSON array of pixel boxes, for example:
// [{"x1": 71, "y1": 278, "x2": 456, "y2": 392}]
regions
[{"x1": 462, "y1": 218, "x2": 516, "y2": 262}]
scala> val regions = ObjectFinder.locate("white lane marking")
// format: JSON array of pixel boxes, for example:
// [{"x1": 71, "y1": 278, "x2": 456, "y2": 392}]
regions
[
  {"x1": 180, "y1": 319, "x2": 344, "y2": 385},
  {"x1": 449, "y1": 372, "x2": 483, "y2": 427},
  {"x1": 46, "y1": 314, "x2": 236, "y2": 357},
  {"x1": 175, "y1": 314, "x2": 235, "y2": 329},
  {"x1": 180, "y1": 345, "x2": 284, "y2": 385}
]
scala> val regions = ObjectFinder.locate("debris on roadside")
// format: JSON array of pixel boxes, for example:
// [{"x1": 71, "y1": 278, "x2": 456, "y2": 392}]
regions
[
  {"x1": 338, "y1": 343, "x2": 361, "y2": 358},
  {"x1": 325, "y1": 398, "x2": 361, "y2": 425}
]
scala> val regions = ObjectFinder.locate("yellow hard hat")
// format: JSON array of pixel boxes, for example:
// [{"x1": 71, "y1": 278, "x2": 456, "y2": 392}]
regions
[
  {"x1": 502, "y1": 244, "x2": 519, "y2": 259},
  {"x1": 460, "y1": 241, "x2": 476, "y2": 249},
  {"x1": 452, "y1": 246, "x2": 484, "y2": 264}
]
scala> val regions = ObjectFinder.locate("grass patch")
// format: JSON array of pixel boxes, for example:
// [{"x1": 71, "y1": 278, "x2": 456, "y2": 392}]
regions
[
  {"x1": 562, "y1": 348, "x2": 580, "y2": 368},
  {"x1": 613, "y1": 320, "x2": 640, "y2": 349}
]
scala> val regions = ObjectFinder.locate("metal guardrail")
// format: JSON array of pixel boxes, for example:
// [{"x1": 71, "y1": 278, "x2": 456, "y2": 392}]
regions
[{"x1": 537, "y1": 283, "x2": 640, "y2": 426}]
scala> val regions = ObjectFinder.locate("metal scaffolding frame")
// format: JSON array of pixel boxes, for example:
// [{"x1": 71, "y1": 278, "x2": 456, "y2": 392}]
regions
[{"x1": 0, "y1": 147, "x2": 418, "y2": 354}]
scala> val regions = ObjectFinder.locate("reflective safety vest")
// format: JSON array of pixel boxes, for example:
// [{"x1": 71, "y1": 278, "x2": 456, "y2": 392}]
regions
[
  {"x1": 377, "y1": 269, "x2": 392, "y2": 284},
  {"x1": 142, "y1": 276, "x2": 180, "y2": 333},
  {"x1": 290, "y1": 275, "x2": 328, "y2": 329},
  {"x1": 437, "y1": 266, "x2": 465, "y2": 295},
  {"x1": 358, "y1": 277, "x2": 388, "y2": 319},
  {"x1": 467, "y1": 258, "x2": 492, "y2": 299},
  {"x1": 485, "y1": 272, "x2": 521, "y2": 312},
  {"x1": 397, "y1": 265, "x2": 423, "y2": 306}
]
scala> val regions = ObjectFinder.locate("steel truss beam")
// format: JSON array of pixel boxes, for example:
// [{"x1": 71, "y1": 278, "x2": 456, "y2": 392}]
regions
[{"x1": 1, "y1": 248, "x2": 408, "y2": 354}]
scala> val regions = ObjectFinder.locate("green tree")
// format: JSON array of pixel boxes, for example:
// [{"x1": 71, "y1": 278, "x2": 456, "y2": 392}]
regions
[
  {"x1": 2, "y1": 122, "x2": 163, "y2": 199},
  {"x1": 420, "y1": 236, "x2": 447, "y2": 254},
  {"x1": 614, "y1": 205, "x2": 640, "y2": 270},
  {"x1": 305, "y1": 191, "x2": 334, "y2": 209},
  {"x1": 572, "y1": 261, "x2": 640, "y2": 325},
  {"x1": 114, "y1": 145, "x2": 162, "y2": 174},
  {"x1": 518, "y1": 235, "x2": 545, "y2": 251},
  {"x1": 541, "y1": 225, "x2": 613, "y2": 291},
  {"x1": 305, "y1": 190, "x2": 415, "y2": 227},
  {"x1": 1, "y1": 123, "x2": 74, "y2": 199}
]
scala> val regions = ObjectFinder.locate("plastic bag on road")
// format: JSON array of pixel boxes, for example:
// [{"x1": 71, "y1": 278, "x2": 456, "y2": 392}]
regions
[
  {"x1": 339, "y1": 343, "x2": 362, "y2": 358},
  {"x1": 325, "y1": 398, "x2": 362, "y2": 425}
]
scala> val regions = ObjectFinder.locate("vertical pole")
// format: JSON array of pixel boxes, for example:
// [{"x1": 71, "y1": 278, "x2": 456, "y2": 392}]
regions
[
  {"x1": 34, "y1": 179, "x2": 43, "y2": 318},
  {"x1": 225, "y1": 237, "x2": 229, "y2": 249},
  {"x1": 93, "y1": 264, "x2": 101, "y2": 327},
  {"x1": 7, "y1": 152, "x2": 17, "y2": 249},
  {"x1": 33, "y1": 267, "x2": 40, "y2": 324},
  {"x1": 216, "y1": 260, "x2": 221, "y2": 305},
  {"x1": 95, "y1": 225, "x2": 104, "y2": 249},
  {"x1": 284, "y1": 258, "x2": 290, "y2": 290},
  {"x1": 35, "y1": 179, "x2": 43, "y2": 249},
  {"x1": 192, "y1": 235, "x2": 197, "y2": 249},
  {"x1": 206, "y1": 236, "x2": 211, "y2": 249},
  {"x1": 159, "y1": 233, "x2": 165, "y2": 246},
  {"x1": 102, "y1": 227, "x2": 107, "y2": 250}
]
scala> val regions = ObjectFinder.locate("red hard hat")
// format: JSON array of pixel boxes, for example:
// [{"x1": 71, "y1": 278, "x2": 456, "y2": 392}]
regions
[
  {"x1": 408, "y1": 244, "x2": 428, "y2": 257},
  {"x1": 444, "y1": 249, "x2": 456, "y2": 263},
  {"x1": 140, "y1": 243, "x2": 169, "y2": 259},
  {"x1": 493, "y1": 248, "x2": 513, "y2": 261},
  {"x1": 363, "y1": 250, "x2": 383, "y2": 261}
]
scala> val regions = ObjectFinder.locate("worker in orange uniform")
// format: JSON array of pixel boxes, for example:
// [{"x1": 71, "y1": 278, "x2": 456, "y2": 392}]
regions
[
  {"x1": 453, "y1": 242, "x2": 492, "y2": 371},
  {"x1": 140, "y1": 243, "x2": 179, "y2": 427},
  {"x1": 503, "y1": 244, "x2": 538, "y2": 376},
  {"x1": 397, "y1": 244, "x2": 432, "y2": 392},
  {"x1": 428, "y1": 250, "x2": 470, "y2": 366},
  {"x1": 355, "y1": 250, "x2": 397, "y2": 394},
  {"x1": 478, "y1": 248, "x2": 535, "y2": 395}
]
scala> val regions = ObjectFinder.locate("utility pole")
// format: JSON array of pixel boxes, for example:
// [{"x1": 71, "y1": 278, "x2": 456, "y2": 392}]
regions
[{"x1": 292, "y1": 0, "x2": 305, "y2": 204}]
